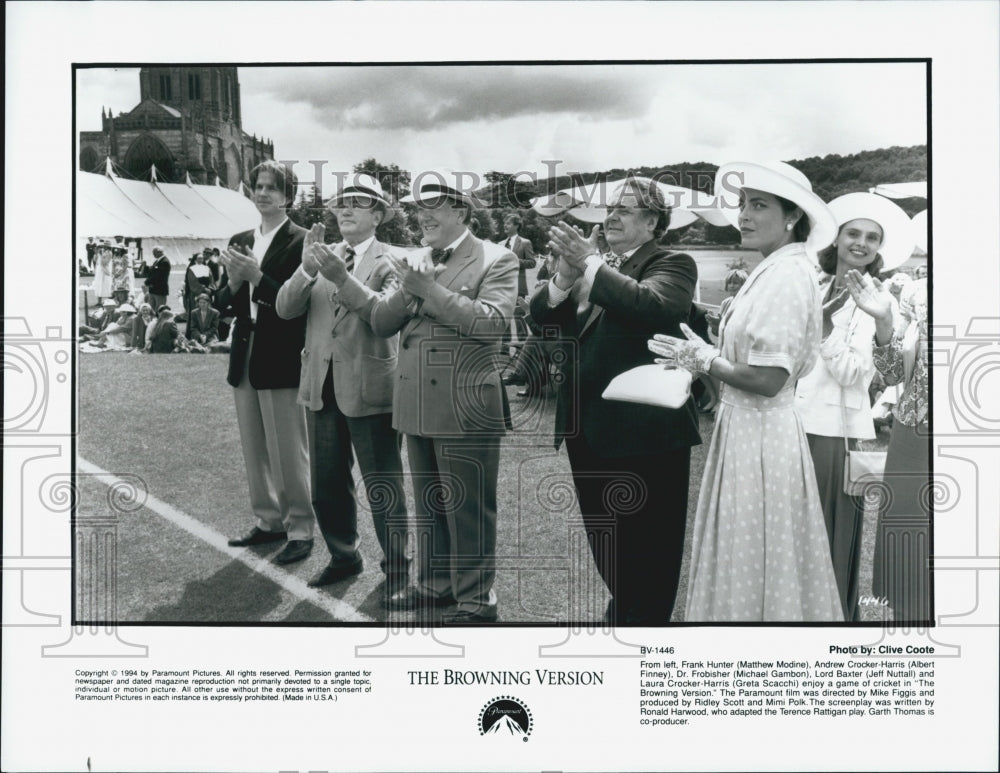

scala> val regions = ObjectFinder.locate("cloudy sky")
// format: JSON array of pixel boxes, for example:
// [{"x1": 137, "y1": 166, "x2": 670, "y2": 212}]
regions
[{"x1": 78, "y1": 62, "x2": 926, "y2": 191}]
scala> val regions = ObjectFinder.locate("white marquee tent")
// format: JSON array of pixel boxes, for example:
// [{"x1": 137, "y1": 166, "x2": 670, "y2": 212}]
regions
[{"x1": 77, "y1": 163, "x2": 261, "y2": 266}]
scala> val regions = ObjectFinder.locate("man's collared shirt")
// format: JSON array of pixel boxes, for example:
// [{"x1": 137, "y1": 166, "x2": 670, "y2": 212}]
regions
[{"x1": 249, "y1": 216, "x2": 289, "y2": 320}]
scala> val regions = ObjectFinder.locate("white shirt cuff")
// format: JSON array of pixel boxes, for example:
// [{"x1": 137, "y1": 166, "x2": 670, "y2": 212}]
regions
[
  {"x1": 584, "y1": 255, "x2": 603, "y2": 286},
  {"x1": 547, "y1": 278, "x2": 571, "y2": 307},
  {"x1": 298, "y1": 264, "x2": 318, "y2": 284}
]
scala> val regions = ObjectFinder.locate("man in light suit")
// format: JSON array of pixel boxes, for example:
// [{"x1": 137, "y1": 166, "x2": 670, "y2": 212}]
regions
[
  {"x1": 370, "y1": 175, "x2": 518, "y2": 623},
  {"x1": 218, "y1": 160, "x2": 315, "y2": 565},
  {"x1": 530, "y1": 177, "x2": 701, "y2": 626},
  {"x1": 275, "y1": 174, "x2": 409, "y2": 592}
]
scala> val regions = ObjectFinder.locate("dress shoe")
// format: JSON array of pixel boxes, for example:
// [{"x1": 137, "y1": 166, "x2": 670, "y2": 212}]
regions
[
  {"x1": 228, "y1": 526, "x2": 287, "y2": 547},
  {"x1": 384, "y1": 585, "x2": 452, "y2": 611},
  {"x1": 272, "y1": 539, "x2": 314, "y2": 565},
  {"x1": 440, "y1": 607, "x2": 499, "y2": 624},
  {"x1": 307, "y1": 557, "x2": 363, "y2": 587}
]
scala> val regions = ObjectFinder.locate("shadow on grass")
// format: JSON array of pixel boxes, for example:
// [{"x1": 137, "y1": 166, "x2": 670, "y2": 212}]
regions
[{"x1": 144, "y1": 560, "x2": 289, "y2": 622}]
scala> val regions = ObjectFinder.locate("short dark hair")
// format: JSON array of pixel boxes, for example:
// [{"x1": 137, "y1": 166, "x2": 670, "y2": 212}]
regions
[
  {"x1": 504, "y1": 213, "x2": 522, "y2": 227},
  {"x1": 620, "y1": 179, "x2": 672, "y2": 239},
  {"x1": 249, "y1": 160, "x2": 298, "y2": 206},
  {"x1": 776, "y1": 195, "x2": 811, "y2": 244}
]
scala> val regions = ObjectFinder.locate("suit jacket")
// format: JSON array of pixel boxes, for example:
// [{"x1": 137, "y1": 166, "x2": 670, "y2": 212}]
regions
[
  {"x1": 276, "y1": 238, "x2": 399, "y2": 417},
  {"x1": 370, "y1": 233, "x2": 518, "y2": 436},
  {"x1": 502, "y1": 234, "x2": 536, "y2": 296},
  {"x1": 188, "y1": 306, "x2": 221, "y2": 341},
  {"x1": 145, "y1": 255, "x2": 171, "y2": 296},
  {"x1": 216, "y1": 219, "x2": 308, "y2": 389},
  {"x1": 530, "y1": 240, "x2": 702, "y2": 457}
]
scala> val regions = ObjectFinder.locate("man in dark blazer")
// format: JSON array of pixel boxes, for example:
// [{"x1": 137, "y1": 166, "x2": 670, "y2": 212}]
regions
[
  {"x1": 143, "y1": 245, "x2": 171, "y2": 310},
  {"x1": 530, "y1": 177, "x2": 701, "y2": 626},
  {"x1": 275, "y1": 174, "x2": 409, "y2": 593},
  {"x1": 217, "y1": 160, "x2": 314, "y2": 565},
  {"x1": 370, "y1": 175, "x2": 518, "y2": 623},
  {"x1": 499, "y1": 213, "x2": 536, "y2": 353},
  {"x1": 187, "y1": 292, "x2": 220, "y2": 344}
]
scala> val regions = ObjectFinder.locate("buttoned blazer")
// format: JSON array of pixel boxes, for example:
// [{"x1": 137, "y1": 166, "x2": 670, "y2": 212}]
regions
[
  {"x1": 216, "y1": 220, "x2": 308, "y2": 389},
  {"x1": 369, "y1": 233, "x2": 518, "y2": 436},
  {"x1": 795, "y1": 294, "x2": 877, "y2": 439},
  {"x1": 529, "y1": 240, "x2": 702, "y2": 457},
  {"x1": 144, "y1": 255, "x2": 171, "y2": 295},
  {"x1": 275, "y1": 238, "x2": 399, "y2": 417}
]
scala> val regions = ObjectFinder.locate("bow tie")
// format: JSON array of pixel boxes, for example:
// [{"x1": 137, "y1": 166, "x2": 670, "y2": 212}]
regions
[
  {"x1": 602, "y1": 251, "x2": 626, "y2": 271},
  {"x1": 430, "y1": 247, "x2": 452, "y2": 266}
]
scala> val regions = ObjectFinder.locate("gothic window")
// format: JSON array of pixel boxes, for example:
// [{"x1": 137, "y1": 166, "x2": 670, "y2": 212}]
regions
[
  {"x1": 159, "y1": 74, "x2": 171, "y2": 100},
  {"x1": 123, "y1": 133, "x2": 176, "y2": 183},
  {"x1": 79, "y1": 146, "x2": 100, "y2": 173},
  {"x1": 188, "y1": 74, "x2": 201, "y2": 100}
]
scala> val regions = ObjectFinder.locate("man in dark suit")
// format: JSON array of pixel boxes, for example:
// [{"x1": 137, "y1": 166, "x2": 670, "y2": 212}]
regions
[
  {"x1": 187, "y1": 292, "x2": 220, "y2": 345},
  {"x1": 499, "y1": 213, "x2": 536, "y2": 354},
  {"x1": 370, "y1": 175, "x2": 518, "y2": 623},
  {"x1": 530, "y1": 177, "x2": 701, "y2": 626},
  {"x1": 217, "y1": 160, "x2": 314, "y2": 565},
  {"x1": 275, "y1": 174, "x2": 409, "y2": 593},
  {"x1": 142, "y1": 246, "x2": 171, "y2": 311}
]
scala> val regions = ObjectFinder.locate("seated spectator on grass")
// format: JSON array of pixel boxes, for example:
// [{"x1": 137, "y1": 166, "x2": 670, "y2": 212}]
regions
[
  {"x1": 94, "y1": 304, "x2": 138, "y2": 350},
  {"x1": 130, "y1": 303, "x2": 155, "y2": 350},
  {"x1": 187, "y1": 293, "x2": 220, "y2": 345},
  {"x1": 79, "y1": 299, "x2": 119, "y2": 339},
  {"x1": 146, "y1": 305, "x2": 181, "y2": 353}
]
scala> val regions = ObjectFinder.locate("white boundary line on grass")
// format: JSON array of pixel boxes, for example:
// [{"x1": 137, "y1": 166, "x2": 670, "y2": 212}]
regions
[{"x1": 78, "y1": 457, "x2": 374, "y2": 623}]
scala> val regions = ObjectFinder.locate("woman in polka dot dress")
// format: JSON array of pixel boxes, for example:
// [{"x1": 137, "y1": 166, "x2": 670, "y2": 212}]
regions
[{"x1": 649, "y1": 160, "x2": 844, "y2": 621}]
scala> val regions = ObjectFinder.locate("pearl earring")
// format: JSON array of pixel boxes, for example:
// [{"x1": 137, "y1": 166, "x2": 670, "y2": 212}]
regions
[{"x1": 785, "y1": 223, "x2": 793, "y2": 231}]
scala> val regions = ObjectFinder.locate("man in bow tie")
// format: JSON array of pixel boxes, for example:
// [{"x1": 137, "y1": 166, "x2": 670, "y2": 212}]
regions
[
  {"x1": 219, "y1": 160, "x2": 315, "y2": 566},
  {"x1": 275, "y1": 174, "x2": 409, "y2": 594},
  {"x1": 530, "y1": 177, "x2": 701, "y2": 626},
  {"x1": 370, "y1": 174, "x2": 518, "y2": 623}
]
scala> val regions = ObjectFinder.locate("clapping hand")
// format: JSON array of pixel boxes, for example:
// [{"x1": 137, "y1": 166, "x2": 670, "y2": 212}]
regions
[
  {"x1": 312, "y1": 243, "x2": 349, "y2": 286},
  {"x1": 547, "y1": 222, "x2": 602, "y2": 275},
  {"x1": 221, "y1": 244, "x2": 262, "y2": 288},
  {"x1": 845, "y1": 270, "x2": 892, "y2": 324},
  {"x1": 385, "y1": 249, "x2": 439, "y2": 302},
  {"x1": 648, "y1": 323, "x2": 719, "y2": 374},
  {"x1": 301, "y1": 223, "x2": 325, "y2": 277},
  {"x1": 822, "y1": 286, "x2": 850, "y2": 338}
]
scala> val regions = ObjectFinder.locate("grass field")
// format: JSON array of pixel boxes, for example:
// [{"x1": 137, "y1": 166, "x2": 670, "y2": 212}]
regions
[{"x1": 77, "y1": 351, "x2": 891, "y2": 625}]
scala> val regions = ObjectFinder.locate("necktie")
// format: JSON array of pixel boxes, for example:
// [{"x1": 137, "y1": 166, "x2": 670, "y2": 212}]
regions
[
  {"x1": 430, "y1": 247, "x2": 452, "y2": 266},
  {"x1": 603, "y1": 251, "x2": 625, "y2": 271},
  {"x1": 344, "y1": 245, "x2": 356, "y2": 275},
  {"x1": 506, "y1": 237, "x2": 514, "y2": 249}
]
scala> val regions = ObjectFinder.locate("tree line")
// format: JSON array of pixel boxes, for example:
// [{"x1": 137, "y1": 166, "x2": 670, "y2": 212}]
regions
[{"x1": 285, "y1": 145, "x2": 927, "y2": 252}]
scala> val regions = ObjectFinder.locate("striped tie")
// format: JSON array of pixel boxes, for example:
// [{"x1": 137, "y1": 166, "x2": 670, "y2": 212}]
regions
[{"x1": 344, "y1": 245, "x2": 356, "y2": 275}]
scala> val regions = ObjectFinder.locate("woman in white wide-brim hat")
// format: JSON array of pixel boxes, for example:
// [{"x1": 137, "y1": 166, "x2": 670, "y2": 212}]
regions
[
  {"x1": 648, "y1": 160, "x2": 843, "y2": 621},
  {"x1": 794, "y1": 192, "x2": 914, "y2": 621}
]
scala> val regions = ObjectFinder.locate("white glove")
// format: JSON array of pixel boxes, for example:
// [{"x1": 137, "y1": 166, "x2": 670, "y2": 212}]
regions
[{"x1": 648, "y1": 322, "x2": 720, "y2": 374}]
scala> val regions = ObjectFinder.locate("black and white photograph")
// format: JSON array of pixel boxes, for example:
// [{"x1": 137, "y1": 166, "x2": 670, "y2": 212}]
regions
[
  {"x1": 4, "y1": 3, "x2": 998, "y2": 772},
  {"x1": 72, "y1": 60, "x2": 930, "y2": 627}
]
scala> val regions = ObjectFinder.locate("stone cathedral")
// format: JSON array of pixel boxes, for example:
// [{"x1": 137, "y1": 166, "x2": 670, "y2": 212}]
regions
[{"x1": 79, "y1": 66, "x2": 275, "y2": 188}]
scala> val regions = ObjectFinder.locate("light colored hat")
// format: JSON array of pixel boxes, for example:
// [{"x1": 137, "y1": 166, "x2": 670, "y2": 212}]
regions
[
  {"x1": 714, "y1": 160, "x2": 837, "y2": 251},
  {"x1": 329, "y1": 173, "x2": 395, "y2": 224},
  {"x1": 828, "y1": 192, "x2": 915, "y2": 271},
  {"x1": 102, "y1": 299, "x2": 117, "y2": 307},
  {"x1": 401, "y1": 169, "x2": 480, "y2": 211},
  {"x1": 118, "y1": 303, "x2": 137, "y2": 313}
]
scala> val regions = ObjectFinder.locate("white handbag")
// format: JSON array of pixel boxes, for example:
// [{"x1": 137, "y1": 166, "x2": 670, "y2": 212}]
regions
[{"x1": 602, "y1": 365, "x2": 692, "y2": 410}]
